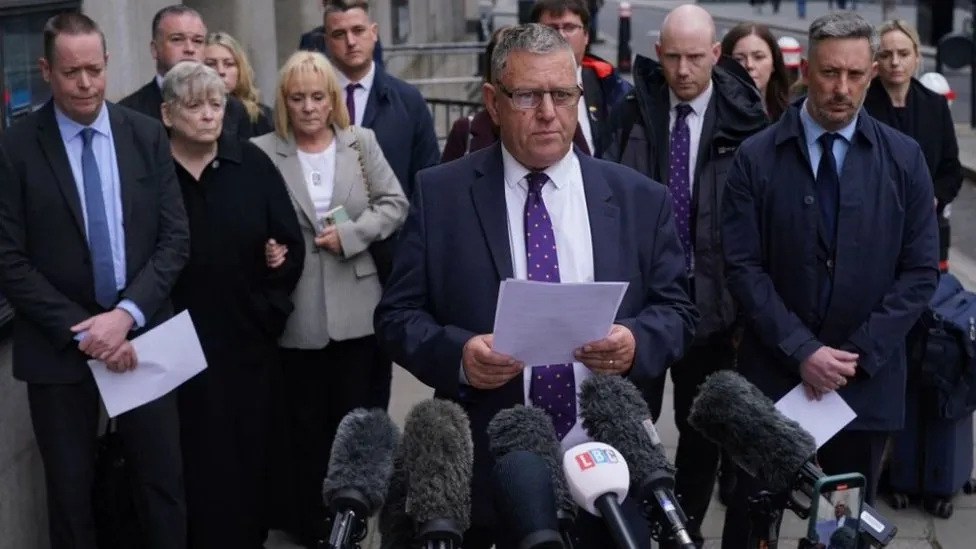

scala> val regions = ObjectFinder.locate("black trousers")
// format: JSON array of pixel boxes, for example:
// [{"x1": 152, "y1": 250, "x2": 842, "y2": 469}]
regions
[
  {"x1": 369, "y1": 349, "x2": 393, "y2": 410},
  {"x1": 178, "y1": 347, "x2": 275, "y2": 549},
  {"x1": 668, "y1": 332, "x2": 737, "y2": 547},
  {"x1": 280, "y1": 336, "x2": 376, "y2": 545},
  {"x1": 463, "y1": 496, "x2": 651, "y2": 549},
  {"x1": 28, "y1": 376, "x2": 186, "y2": 549},
  {"x1": 721, "y1": 429, "x2": 890, "y2": 548}
]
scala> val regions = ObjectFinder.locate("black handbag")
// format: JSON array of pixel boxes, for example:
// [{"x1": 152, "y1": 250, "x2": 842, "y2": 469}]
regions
[
  {"x1": 350, "y1": 129, "x2": 396, "y2": 285},
  {"x1": 93, "y1": 419, "x2": 144, "y2": 549}
]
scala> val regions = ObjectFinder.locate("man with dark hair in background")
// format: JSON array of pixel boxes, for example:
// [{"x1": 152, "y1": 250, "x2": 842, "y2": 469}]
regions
[
  {"x1": 299, "y1": 0, "x2": 385, "y2": 69},
  {"x1": 320, "y1": 0, "x2": 439, "y2": 412},
  {"x1": 0, "y1": 12, "x2": 189, "y2": 549},
  {"x1": 119, "y1": 4, "x2": 257, "y2": 139},
  {"x1": 530, "y1": 0, "x2": 631, "y2": 158}
]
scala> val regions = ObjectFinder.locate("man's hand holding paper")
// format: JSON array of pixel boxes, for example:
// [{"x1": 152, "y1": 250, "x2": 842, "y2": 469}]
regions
[
  {"x1": 462, "y1": 334, "x2": 525, "y2": 389},
  {"x1": 574, "y1": 324, "x2": 635, "y2": 374}
]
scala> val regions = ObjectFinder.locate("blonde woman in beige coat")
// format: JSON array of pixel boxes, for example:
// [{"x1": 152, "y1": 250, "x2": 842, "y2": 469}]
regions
[{"x1": 251, "y1": 50, "x2": 407, "y2": 548}]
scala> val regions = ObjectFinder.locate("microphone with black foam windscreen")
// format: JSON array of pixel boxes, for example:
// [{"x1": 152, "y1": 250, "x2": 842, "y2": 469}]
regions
[
  {"x1": 578, "y1": 375, "x2": 695, "y2": 548},
  {"x1": 400, "y1": 398, "x2": 473, "y2": 549},
  {"x1": 321, "y1": 408, "x2": 401, "y2": 549},
  {"x1": 378, "y1": 451, "x2": 411, "y2": 549},
  {"x1": 491, "y1": 450, "x2": 566, "y2": 549},
  {"x1": 688, "y1": 370, "x2": 899, "y2": 548},
  {"x1": 562, "y1": 441, "x2": 640, "y2": 549},
  {"x1": 487, "y1": 405, "x2": 578, "y2": 545}
]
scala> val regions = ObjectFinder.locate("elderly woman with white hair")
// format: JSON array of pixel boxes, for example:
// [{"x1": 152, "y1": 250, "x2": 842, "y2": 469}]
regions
[{"x1": 159, "y1": 60, "x2": 305, "y2": 548}]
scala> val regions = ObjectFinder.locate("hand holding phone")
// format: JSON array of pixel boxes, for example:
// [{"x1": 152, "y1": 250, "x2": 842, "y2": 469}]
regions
[
  {"x1": 807, "y1": 473, "x2": 866, "y2": 549},
  {"x1": 319, "y1": 205, "x2": 349, "y2": 231}
]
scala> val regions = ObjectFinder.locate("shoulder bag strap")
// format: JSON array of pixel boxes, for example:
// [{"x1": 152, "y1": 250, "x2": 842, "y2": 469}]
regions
[{"x1": 349, "y1": 127, "x2": 374, "y2": 205}]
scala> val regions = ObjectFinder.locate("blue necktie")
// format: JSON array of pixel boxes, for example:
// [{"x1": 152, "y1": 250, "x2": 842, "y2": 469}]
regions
[
  {"x1": 669, "y1": 103, "x2": 694, "y2": 271},
  {"x1": 81, "y1": 128, "x2": 116, "y2": 309},
  {"x1": 816, "y1": 132, "x2": 840, "y2": 317},
  {"x1": 524, "y1": 171, "x2": 576, "y2": 440}
]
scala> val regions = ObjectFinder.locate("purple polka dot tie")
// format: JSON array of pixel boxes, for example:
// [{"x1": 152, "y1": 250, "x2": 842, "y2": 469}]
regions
[
  {"x1": 524, "y1": 172, "x2": 577, "y2": 440},
  {"x1": 669, "y1": 104, "x2": 694, "y2": 272}
]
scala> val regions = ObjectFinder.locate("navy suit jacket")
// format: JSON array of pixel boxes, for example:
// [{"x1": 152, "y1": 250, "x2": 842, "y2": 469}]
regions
[
  {"x1": 359, "y1": 67, "x2": 439, "y2": 199},
  {"x1": 721, "y1": 103, "x2": 939, "y2": 431},
  {"x1": 374, "y1": 142, "x2": 698, "y2": 527}
]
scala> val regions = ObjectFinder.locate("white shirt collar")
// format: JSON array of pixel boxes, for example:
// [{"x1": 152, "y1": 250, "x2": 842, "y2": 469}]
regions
[
  {"x1": 501, "y1": 143, "x2": 576, "y2": 191},
  {"x1": 336, "y1": 61, "x2": 376, "y2": 95},
  {"x1": 155, "y1": 73, "x2": 165, "y2": 89},
  {"x1": 669, "y1": 80, "x2": 713, "y2": 116}
]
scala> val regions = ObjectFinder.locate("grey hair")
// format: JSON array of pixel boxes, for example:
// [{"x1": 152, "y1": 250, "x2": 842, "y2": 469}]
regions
[
  {"x1": 161, "y1": 61, "x2": 227, "y2": 107},
  {"x1": 490, "y1": 23, "x2": 575, "y2": 83},
  {"x1": 808, "y1": 11, "x2": 879, "y2": 57}
]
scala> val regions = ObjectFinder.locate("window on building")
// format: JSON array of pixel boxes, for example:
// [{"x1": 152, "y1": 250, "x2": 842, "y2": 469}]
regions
[
  {"x1": 392, "y1": 0, "x2": 410, "y2": 45},
  {"x1": 0, "y1": 2, "x2": 80, "y2": 130}
]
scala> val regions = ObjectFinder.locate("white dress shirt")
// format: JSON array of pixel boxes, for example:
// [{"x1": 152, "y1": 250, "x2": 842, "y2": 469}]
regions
[
  {"x1": 501, "y1": 145, "x2": 596, "y2": 452},
  {"x1": 668, "y1": 81, "x2": 713, "y2": 192},
  {"x1": 577, "y1": 67, "x2": 595, "y2": 154},
  {"x1": 336, "y1": 62, "x2": 376, "y2": 126},
  {"x1": 297, "y1": 140, "x2": 338, "y2": 223}
]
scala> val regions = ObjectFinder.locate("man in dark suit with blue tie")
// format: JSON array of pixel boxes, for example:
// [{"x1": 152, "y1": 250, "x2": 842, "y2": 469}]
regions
[
  {"x1": 0, "y1": 14, "x2": 190, "y2": 549},
  {"x1": 374, "y1": 23, "x2": 698, "y2": 548},
  {"x1": 719, "y1": 12, "x2": 939, "y2": 547}
]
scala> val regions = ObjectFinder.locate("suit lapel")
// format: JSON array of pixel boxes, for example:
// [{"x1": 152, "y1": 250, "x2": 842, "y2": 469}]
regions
[
  {"x1": 37, "y1": 102, "x2": 86, "y2": 238},
  {"x1": 331, "y1": 127, "x2": 359, "y2": 210},
  {"x1": 471, "y1": 144, "x2": 514, "y2": 281},
  {"x1": 361, "y1": 71, "x2": 387, "y2": 129},
  {"x1": 579, "y1": 155, "x2": 620, "y2": 281},
  {"x1": 695, "y1": 95, "x2": 718, "y2": 182},
  {"x1": 275, "y1": 135, "x2": 318, "y2": 227},
  {"x1": 652, "y1": 86, "x2": 671, "y2": 186},
  {"x1": 108, "y1": 105, "x2": 139, "y2": 232}
]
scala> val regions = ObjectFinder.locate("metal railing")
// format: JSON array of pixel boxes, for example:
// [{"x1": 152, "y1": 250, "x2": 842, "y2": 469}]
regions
[
  {"x1": 384, "y1": 42, "x2": 488, "y2": 104},
  {"x1": 426, "y1": 98, "x2": 482, "y2": 149}
]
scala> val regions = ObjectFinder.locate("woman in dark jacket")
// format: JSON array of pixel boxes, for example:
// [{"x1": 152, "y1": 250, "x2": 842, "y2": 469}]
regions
[
  {"x1": 863, "y1": 20, "x2": 962, "y2": 271},
  {"x1": 441, "y1": 26, "x2": 509, "y2": 162},
  {"x1": 721, "y1": 22, "x2": 790, "y2": 121}
]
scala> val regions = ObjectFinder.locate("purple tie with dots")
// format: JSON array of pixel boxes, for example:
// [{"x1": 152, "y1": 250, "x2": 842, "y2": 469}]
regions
[
  {"x1": 524, "y1": 171, "x2": 577, "y2": 440},
  {"x1": 669, "y1": 103, "x2": 694, "y2": 271}
]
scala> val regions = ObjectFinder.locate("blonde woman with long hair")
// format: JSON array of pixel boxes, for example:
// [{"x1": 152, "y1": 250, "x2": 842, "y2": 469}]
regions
[{"x1": 204, "y1": 31, "x2": 273, "y2": 136}]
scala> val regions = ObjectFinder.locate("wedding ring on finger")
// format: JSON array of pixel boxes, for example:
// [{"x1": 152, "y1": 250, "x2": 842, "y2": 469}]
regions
[{"x1": 608, "y1": 359, "x2": 615, "y2": 367}]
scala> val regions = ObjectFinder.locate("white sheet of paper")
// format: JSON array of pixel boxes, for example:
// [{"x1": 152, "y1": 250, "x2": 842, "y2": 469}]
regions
[
  {"x1": 491, "y1": 279, "x2": 629, "y2": 366},
  {"x1": 775, "y1": 383, "x2": 857, "y2": 449},
  {"x1": 88, "y1": 310, "x2": 208, "y2": 418}
]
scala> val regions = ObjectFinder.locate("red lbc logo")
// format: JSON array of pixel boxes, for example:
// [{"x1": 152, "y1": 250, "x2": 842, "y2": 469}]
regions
[
  {"x1": 574, "y1": 448, "x2": 619, "y2": 470},
  {"x1": 575, "y1": 452, "x2": 596, "y2": 470}
]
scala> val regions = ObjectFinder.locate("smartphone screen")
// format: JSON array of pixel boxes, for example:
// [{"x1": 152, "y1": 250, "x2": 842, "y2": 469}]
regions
[{"x1": 810, "y1": 483, "x2": 862, "y2": 549}]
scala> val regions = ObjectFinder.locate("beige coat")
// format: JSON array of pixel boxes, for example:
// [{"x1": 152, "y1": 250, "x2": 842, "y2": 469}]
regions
[{"x1": 251, "y1": 126, "x2": 408, "y2": 349}]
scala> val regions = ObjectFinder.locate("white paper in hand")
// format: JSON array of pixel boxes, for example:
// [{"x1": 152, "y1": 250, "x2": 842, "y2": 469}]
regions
[
  {"x1": 88, "y1": 310, "x2": 207, "y2": 418},
  {"x1": 774, "y1": 383, "x2": 857, "y2": 449},
  {"x1": 491, "y1": 279, "x2": 628, "y2": 366}
]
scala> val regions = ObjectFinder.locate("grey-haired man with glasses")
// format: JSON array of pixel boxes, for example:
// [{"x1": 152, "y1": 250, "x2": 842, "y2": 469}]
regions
[{"x1": 375, "y1": 23, "x2": 698, "y2": 549}]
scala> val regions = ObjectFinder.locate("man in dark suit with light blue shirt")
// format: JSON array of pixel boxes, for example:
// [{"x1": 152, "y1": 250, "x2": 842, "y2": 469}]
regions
[
  {"x1": 0, "y1": 14, "x2": 189, "y2": 549},
  {"x1": 374, "y1": 23, "x2": 698, "y2": 548},
  {"x1": 719, "y1": 11, "x2": 939, "y2": 547}
]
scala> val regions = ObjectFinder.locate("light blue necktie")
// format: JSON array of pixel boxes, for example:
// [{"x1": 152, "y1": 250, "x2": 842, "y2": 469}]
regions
[{"x1": 81, "y1": 128, "x2": 116, "y2": 309}]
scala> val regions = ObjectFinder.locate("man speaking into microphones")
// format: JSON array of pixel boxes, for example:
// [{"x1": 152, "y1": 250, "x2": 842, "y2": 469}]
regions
[{"x1": 374, "y1": 22, "x2": 698, "y2": 549}]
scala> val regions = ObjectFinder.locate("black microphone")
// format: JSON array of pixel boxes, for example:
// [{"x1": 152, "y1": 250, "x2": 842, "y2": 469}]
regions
[
  {"x1": 401, "y1": 398, "x2": 473, "y2": 549},
  {"x1": 321, "y1": 408, "x2": 401, "y2": 549},
  {"x1": 578, "y1": 375, "x2": 695, "y2": 549},
  {"x1": 491, "y1": 450, "x2": 566, "y2": 549},
  {"x1": 687, "y1": 370, "x2": 819, "y2": 496},
  {"x1": 378, "y1": 451, "x2": 411, "y2": 549},
  {"x1": 487, "y1": 405, "x2": 578, "y2": 543}
]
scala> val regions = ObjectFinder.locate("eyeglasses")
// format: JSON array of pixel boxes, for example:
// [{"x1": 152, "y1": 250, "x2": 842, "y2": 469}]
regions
[
  {"x1": 547, "y1": 23, "x2": 584, "y2": 36},
  {"x1": 495, "y1": 84, "x2": 583, "y2": 110}
]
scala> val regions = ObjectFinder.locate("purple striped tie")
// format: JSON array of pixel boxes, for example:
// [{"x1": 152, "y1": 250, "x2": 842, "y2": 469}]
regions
[{"x1": 524, "y1": 171, "x2": 576, "y2": 440}]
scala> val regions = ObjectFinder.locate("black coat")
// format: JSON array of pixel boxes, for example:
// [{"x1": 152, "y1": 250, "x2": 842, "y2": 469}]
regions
[
  {"x1": 721, "y1": 101, "x2": 940, "y2": 431},
  {"x1": 119, "y1": 79, "x2": 258, "y2": 140}
]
